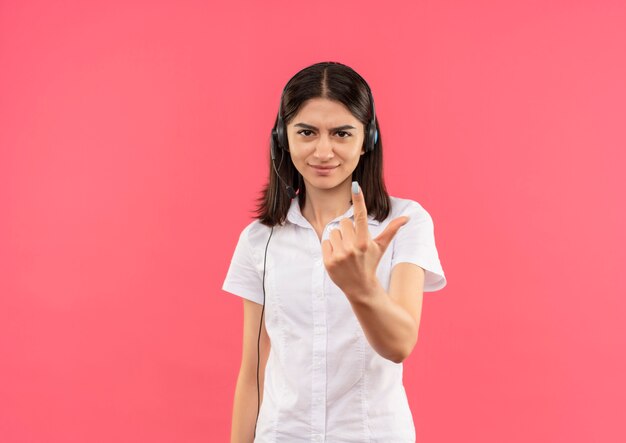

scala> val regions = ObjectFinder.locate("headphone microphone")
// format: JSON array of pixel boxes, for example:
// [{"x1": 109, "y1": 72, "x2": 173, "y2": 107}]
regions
[{"x1": 270, "y1": 140, "x2": 298, "y2": 200}]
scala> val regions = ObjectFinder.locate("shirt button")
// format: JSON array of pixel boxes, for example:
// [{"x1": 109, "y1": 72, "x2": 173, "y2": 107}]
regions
[{"x1": 312, "y1": 434, "x2": 324, "y2": 442}]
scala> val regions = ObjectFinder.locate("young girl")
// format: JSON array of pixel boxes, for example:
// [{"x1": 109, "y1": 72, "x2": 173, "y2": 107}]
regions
[{"x1": 222, "y1": 61, "x2": 447, "y2": 443}]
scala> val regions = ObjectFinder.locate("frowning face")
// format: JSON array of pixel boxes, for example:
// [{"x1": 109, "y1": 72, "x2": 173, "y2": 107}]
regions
[{"x1": 286, "y1": 97, "x2": 365, "y2": 193}]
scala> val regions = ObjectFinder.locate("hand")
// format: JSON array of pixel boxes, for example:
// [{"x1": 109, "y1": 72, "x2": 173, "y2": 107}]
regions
[{"x1": 321, "y1": 181, "x2": 410, "y2": 301}]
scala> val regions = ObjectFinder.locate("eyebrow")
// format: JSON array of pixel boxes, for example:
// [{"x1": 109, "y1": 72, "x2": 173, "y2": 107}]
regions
[{"x1": 294, "y1": 123, "x2": 356, "y2": 131}]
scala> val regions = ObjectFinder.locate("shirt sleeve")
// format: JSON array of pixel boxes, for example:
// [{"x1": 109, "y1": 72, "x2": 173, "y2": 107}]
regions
[
  {"x1": 390, "y1": 201, "x2": 447, "y2": 292},
  {"x1": 221, "y1": 223, "x2": 265, "y2": 305}
]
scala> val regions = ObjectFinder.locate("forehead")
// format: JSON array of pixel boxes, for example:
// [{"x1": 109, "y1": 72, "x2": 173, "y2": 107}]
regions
[{"x1": 291, "y1": 98, "x2": 360, "y2": 124}]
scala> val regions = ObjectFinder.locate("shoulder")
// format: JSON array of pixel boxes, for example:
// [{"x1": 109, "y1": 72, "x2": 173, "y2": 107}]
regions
[
  {"x1": 388, "y1": 195, "x2": 433, "y2": 222},
  {"x1": 237, "y1": 218, "x2": 275, "y2": 249}
]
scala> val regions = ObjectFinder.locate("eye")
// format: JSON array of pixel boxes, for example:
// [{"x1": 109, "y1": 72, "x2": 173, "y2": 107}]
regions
[
  {"x1": 336, "y1": 131, "x2": 352, "y2": 138},
  {"x1": 297, "y1": 129, "x2": 314, "y2": 137}
]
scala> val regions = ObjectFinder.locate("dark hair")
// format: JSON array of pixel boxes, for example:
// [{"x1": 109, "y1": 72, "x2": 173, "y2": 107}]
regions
[{"x1": 254, "y1": 61, "x2": 390, "y2": 227}]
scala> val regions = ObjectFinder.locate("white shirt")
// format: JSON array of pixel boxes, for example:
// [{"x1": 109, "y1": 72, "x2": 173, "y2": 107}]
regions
[{"x1": 222, "y1": 195, "x2": 446, "y2": 443}]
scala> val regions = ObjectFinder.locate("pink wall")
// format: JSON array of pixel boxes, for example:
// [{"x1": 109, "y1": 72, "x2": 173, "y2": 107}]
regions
[{"x1": 1, "y1": 1, "x2": 625, "y2": 442}]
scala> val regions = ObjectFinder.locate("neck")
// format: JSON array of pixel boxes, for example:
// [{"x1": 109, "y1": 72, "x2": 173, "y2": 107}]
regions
[{"x1": 300, "y1": 180, "x2": 353, "y2": 230}]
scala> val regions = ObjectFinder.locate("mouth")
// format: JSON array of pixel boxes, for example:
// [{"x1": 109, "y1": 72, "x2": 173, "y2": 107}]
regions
[{"x1": 309, "y1": 164, "x2": 339, "y2": 170}]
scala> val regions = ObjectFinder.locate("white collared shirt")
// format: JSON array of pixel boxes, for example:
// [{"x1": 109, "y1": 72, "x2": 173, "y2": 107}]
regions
[{"x1": 222, "y1": 195, "x2": 446, "y2": 443}]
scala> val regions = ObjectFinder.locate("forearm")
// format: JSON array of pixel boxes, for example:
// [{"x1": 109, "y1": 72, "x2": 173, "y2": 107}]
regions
[
  {"x1": 346, "y1": 279, "x2": 418, "y2": 363},
  {"x1": 230, "y1": 371, "x2": 263, "y2": 443}
]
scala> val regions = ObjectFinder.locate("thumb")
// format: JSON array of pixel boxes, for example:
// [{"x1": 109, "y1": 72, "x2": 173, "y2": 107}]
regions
[{"x1": 373, "y1": 216, "x2": 410, "y2": 253}]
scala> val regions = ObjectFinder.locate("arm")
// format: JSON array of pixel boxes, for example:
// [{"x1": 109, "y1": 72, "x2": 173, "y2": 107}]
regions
[
  {"x1": 346, "y1": 262, "x2": 425, "y2": 364},
  {"x1": 230, "y1": 299, "x2": 271, "y2": 443},
  {"x1": 322, "y1": 183, "x2": 427, "y2": 364}
]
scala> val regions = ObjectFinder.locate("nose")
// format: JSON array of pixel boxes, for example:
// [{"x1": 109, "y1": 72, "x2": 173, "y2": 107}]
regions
[{"x1": 313, "y1": 133, "x2": 334, "y2": 160}]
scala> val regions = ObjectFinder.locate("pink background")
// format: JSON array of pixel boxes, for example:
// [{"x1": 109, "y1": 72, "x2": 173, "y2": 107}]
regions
[{"x1": 1, "y1": 1, "x2": 625, "y2": 442}]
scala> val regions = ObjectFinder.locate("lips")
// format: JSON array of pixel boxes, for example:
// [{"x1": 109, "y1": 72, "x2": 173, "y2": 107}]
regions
[{"x1": 309, "y1": 164, "x2": 338, "y2": 170}]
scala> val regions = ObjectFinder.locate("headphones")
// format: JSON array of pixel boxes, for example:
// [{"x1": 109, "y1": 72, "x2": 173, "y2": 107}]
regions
[
  {"x1": 271, "y1": 68, "x2": 379, "y2": 172},
  {"x1": 253, "y1": 64, "x2": 378, "y2": 438}
]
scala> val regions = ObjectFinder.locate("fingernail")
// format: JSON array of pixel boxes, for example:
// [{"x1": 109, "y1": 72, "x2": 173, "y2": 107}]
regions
[{"x1": 352, "y1": 181, "x2": 359, "y2": 194}]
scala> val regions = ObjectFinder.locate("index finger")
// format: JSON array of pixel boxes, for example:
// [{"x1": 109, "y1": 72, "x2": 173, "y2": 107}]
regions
[{"x1": 351, "y1": 181, "x2": 370, "y2": 247}]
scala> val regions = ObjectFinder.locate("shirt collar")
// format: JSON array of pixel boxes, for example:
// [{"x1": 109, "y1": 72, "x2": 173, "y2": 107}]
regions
[{"x1": 286, "y1": 197, "x2": 381, "y2": 229}]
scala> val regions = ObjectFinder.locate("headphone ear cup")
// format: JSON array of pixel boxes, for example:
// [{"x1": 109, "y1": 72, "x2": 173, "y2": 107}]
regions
[
  {"x1": 366, "y1": 123, "x2": 378, "y2": 152},
  {"x1": 276, "y1": 122, "x2": 288, "y2": 152},
  {"x1": 271, "y1": 128, "x2": 279, "y2": 158}
]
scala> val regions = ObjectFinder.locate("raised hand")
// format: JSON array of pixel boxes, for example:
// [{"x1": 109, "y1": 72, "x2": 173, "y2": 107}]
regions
[{"x1": 321, "y1": 181, "x2": 410, "y2": 301}]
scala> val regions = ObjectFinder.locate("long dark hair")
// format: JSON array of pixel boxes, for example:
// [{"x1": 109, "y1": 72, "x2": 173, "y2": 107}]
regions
[{"x1": 254, "y1": 61, "x2": 390, "y2": 227}]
